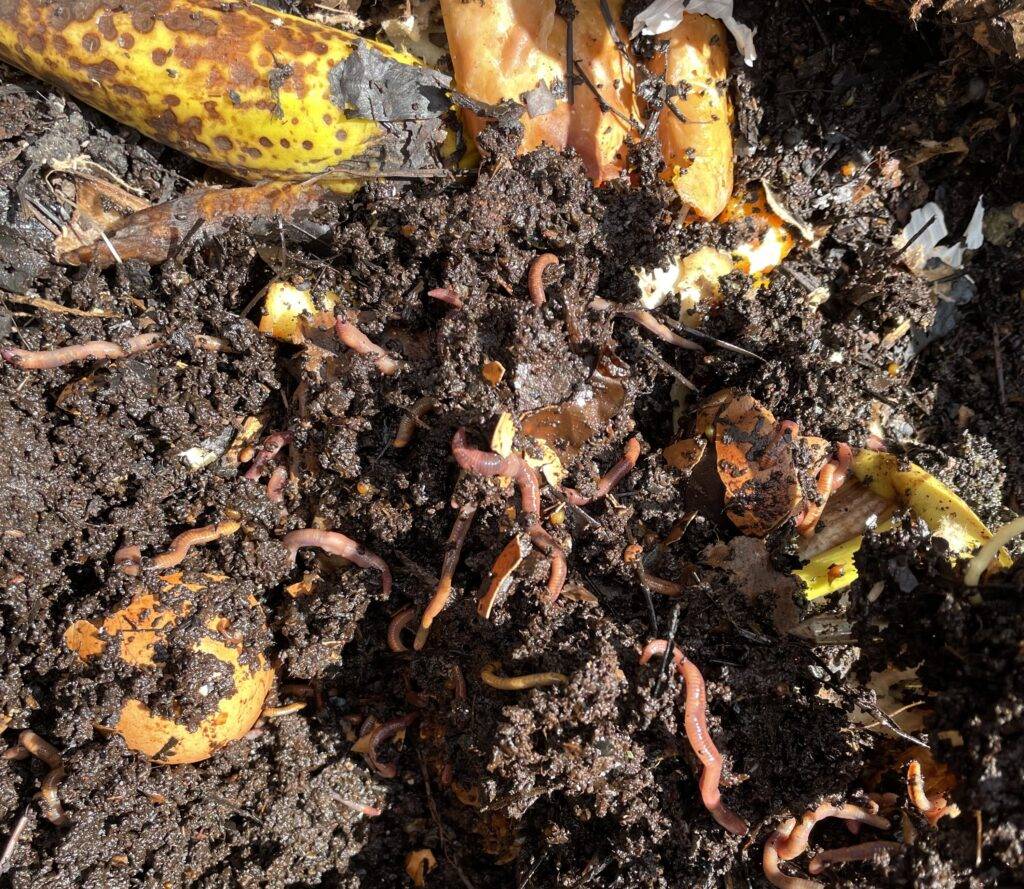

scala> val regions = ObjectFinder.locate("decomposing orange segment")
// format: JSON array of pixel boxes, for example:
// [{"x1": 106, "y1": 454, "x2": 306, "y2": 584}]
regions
[
  {"x1": 693, "y1": 390, "x2": 828, "y2": 537},
  {"x1": 653, "y1": 14, "x2": 734, "y2": 219},
  {"x1": 440, "y1": 0, "x2": 638, "y2": 182},
  {"x1": 713, "y1": 396, "x2": 800, "y2": 536},
  {"x1": 65, "y1": 580, "x2": 274, "y2": 765}
]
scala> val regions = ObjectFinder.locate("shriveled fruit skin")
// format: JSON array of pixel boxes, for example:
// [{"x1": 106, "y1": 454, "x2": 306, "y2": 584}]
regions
[
  {"x1": 0, "y1": 0, "x2": 450, "y2": 185},
  {"x1": 440, "y1": 0, "x2": 637, "y2": 183},
  {"x1": 653, "y1": 14, "x2": 733, "y2": 219},
  {"x1": 66, "y1": 584, "x2": 275, "y2": 765}
]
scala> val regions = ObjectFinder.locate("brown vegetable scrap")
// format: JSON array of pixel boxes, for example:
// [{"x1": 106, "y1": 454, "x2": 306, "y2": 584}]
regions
[
  {"x1": 670, "y1": 390, "x2": 854, "y2": 538},
  {"x1": 61, "y1": 182, "x2": 336, "y2": 268}
]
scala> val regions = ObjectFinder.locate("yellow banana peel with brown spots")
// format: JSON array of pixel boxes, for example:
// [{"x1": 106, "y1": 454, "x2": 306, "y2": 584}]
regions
[
  {"x1": 1, "y1": 0, "x2": 738, "y2": 217},
  {"x1": 0, "y1": 0, "x2": 454, "y2": 187},
  {"x1": 796, "y1": 449, "x2": 1011, "y2": 600}
]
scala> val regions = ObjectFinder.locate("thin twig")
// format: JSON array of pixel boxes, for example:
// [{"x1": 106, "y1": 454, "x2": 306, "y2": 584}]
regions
[
  {"x1": 658, "y1": 314, "x2": 764, "y2": 362},
  {"x1": 993, "y1": 327, "x2": 1007, "y2": 411},
  {"x1": 573, "y1": 61, "x2": 640, "y2": 131},
  {"x1": 627, "y1": 528, "x2": 659, "y2": 636},
  {"x1": 893, "y1": 214, "x2": 936, "y2": 259},
  {"x1": 0, "y1": 806, "x2": 31, "y2": 876},
  {"x1": 634, "y1": 339, "x2": 697, "y2": 392},
  {"x1": 653, "y1": 602, "x2": 682, "y2": 697}
]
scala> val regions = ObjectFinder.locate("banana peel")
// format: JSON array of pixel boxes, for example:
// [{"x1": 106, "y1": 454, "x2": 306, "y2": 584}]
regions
[
  {"x1": 638, "y1": 187, "x2": 796, "y2": 322},
  {"x1": 0, "y1": 0, "x2": 453, "y2": 186},
  {"x1": 439, "y1": 0, "x2": 638, "y2": 184},
  {"x1": 653, "y1": 14, "x2": 734, "y2": 220},
  {"x1": 796, "y1": 449, "x2": 1011, "y2": 600}
]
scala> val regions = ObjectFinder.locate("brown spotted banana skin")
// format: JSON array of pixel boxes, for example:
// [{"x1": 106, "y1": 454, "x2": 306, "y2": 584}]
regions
[{"x1": 0, "y1": 0, "x2": 452, "y2": 186}]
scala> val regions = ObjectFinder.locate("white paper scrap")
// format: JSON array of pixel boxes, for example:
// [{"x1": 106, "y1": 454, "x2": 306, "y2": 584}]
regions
[{"x1": 632, "y1": 0, "x2": 757, "y2": 66}]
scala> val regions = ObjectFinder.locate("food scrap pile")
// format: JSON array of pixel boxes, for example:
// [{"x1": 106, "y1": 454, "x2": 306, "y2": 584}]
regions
[{"x1": 1, "y1": 0, "x2": 1023, "y2": 887}]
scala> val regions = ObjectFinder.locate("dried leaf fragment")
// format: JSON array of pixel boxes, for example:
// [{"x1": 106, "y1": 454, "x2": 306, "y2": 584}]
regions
[{"x1": 405, "y1": 849, "x2": 437, "y2": 887}]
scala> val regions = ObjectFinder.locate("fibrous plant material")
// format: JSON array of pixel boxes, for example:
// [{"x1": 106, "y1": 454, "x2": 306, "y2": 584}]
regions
[
  {"x1": 61, "y1": 182, "x2": 339, "y2": 268},
  {"x1": 0, "y1": 0, "x2": 453, "y2": 185}
]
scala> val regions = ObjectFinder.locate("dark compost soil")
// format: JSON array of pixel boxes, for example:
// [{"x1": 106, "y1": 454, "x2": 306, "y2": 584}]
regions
[{"x1": 1, "y1": 0, "x2": 1023, "y2": 886}]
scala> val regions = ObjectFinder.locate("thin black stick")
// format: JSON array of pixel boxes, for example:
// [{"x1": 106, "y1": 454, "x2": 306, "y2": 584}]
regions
[
  {"x1": 893, "y1": 214, "x2": 936, "y2": 259},
  {"x1": 653, "y1": 601, "x2": 682, "y2": 696},
  {"x1": 657, "y1": 313, "x2": 764, "y2": 362}
]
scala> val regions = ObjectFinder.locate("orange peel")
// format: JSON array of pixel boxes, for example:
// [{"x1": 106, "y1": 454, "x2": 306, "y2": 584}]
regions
[{"x1": 65, "y1": 574, "x2": 273, "y2": 764}]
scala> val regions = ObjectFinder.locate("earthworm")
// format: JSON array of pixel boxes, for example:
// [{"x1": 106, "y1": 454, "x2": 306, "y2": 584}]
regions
[
  {"x1": 528, "y1": 524, "x2": 567, "y2": 602},
  {"x1": 1, "y1": 332, "x2": 162, "y2": 369},
  {"x1": 283, "y1": 529, "x2": 392, "y2": 597},
  {"x1": 481, "y1": 661, "x2": 568, "y2": 691},
  {"x1": 113, "y1": 544, "x2": 143, "y2": 577},
  {"x1": 15, "y1": 731, "x2": 69, "y2": 828},
  {"x1": 426, "y1": 287, "x2": 463, "y2": 309},
  {"x1": 193, "y1": 334, "x2": 235, "y2": 354},
  {"x1": 335, "y1": 317, "x2": 400, "y2": 375},
  {"x1": 906, "y1": 760, "x2": 934, "y2": 813},
  {"x1": 639, "y1": 640, "x2": 747, "y2": 835},
  {"x1": 590, "y1": 298, "x2": 701, "y2": 352},
  {"x1": 330, "y1": 794, "x2": 382, "y2": 817},
  {"x1": 964, "y1": 513, "x2": 1024, "y2": 587},
  {"x1": 266, "y1": 465, "x2": 289, "y2": 503},
  {"x1": 564, "y1": 437, "x2": 641, "y2": 506},
  {"x1": 451, "y1": 428, "x2": 540, "y2": 515},
  {"x1": 362, "y1": 714, "x2": 417, "y2": 778},
  {"x1": 774, "y1": 803, "x2": 890, "y2": 861},
  {"x1": 763, "y1": 820, "x2": 817, "y2": 889},
  {"x1": 451, "y1": 430, "x2": 565, "y2": 600},
  {"x1": 642, "y1": 572, "x2": 685, "y2": 597},
  {"x1": 149, "y1": 519, "x2": 241, "y2": 569},
  {"x1": 387, "y1": 606, "x2": 418, "y2": 653},
  {"x1": 795, "y1": 443, "x2": 854, "y2": 536},
  {"x1": 448, "y1": 664, "x2": 467, "y2": 701},
  {"x1": 414, "y1": 503, "x2": 478, "y2": 650},
  {"x1": 261, "y1": 702, "x2": 307, "y2": 718},
  {"x1": 906, "y1": 760, "x2": 959, "y2": 825},
  {"x1": 527, "y1": 253, "x2": 559, "y2": 308},
  {"x1": 393, "y1": 397, "x2": 438, "y2": 448},
  {"x1": 244, "y1": 432, "x2": 292, "y2": 481},
  {"x1": 807, "y1": 841, "x2": 902, "y2": 875}
]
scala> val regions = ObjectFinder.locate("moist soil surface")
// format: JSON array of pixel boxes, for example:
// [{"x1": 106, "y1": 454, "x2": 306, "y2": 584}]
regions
[{"x1": 1, "y1": 1, "x2": 1023, "y2": 887}]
